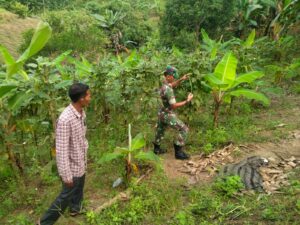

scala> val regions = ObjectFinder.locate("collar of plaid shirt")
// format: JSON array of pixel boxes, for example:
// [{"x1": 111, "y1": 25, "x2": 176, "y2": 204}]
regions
[{"x1": 69, "y1": 103, "x2": 86, "y2": 120}]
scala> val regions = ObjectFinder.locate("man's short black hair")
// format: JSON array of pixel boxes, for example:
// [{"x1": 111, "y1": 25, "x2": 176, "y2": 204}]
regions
[{"x1": 68, "y1": 83, "x2": 89, "y2": 103}]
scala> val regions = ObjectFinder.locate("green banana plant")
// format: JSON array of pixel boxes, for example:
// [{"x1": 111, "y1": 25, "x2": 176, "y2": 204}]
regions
[
  {"x1": 98, "y1": 124, "x2": 160, "y2": 182},
  {"x1": 0, "y1": 22, "x2": 52, "y2": 80},
  {"x1": 268, "y1": 0, "x2": 300, "y2": 39},
  {"x1": 242, "y1": 29, "x2": 256, "y2": 49},
  {"x1": 234, "y1": 0, "x2": 263, "y2": 36},
  {"x1": 0, "y1": 22, "x2": 52, "y2": 112},
  {"x1": 203, "y1": 52, "x2": 270, "y2": 127}
]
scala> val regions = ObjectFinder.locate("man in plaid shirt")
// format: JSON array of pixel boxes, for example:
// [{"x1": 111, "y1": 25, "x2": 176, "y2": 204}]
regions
[{"x1": 39, "y1": 83, "x2": 91, "y2": 225}]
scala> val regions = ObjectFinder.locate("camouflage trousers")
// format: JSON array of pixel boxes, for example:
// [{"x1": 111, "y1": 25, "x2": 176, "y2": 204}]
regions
[{"x1": 154, "y1": 110, "x2": 189, "y2": 147}]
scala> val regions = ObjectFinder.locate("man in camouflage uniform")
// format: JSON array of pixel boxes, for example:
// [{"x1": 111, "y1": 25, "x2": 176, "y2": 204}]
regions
[{"x1": 153, "y1": 65, "x2": 193, "y2": 160}]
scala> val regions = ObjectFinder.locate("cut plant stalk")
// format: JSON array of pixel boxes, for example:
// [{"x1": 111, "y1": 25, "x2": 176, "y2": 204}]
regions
[{"x1": 98, "y1": 125, "x2": 160, "y2": 185}]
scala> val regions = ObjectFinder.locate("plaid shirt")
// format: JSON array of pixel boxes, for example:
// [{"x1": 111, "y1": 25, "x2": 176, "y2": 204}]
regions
[{"x1": 56, "y1": 104, "x2": 88, "y2": 183}]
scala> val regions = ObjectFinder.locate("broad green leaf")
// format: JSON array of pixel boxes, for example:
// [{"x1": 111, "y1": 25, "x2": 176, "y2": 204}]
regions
[
  {"x1": 17, "y1": 22, "x2": 52, "y2": 64},
  {"x1": 5, "y1": 22, "x2": 52, "y2": 78},
  {"x1": 229, "y1": 89, "x2": 270, "y2": 105},
  {"x1": 210, "y1": 46, "x2": 218, "y2": 60},
  {"x1": 243, "y1": 29, "x2": 256, "y2": 48},
  {"x1": 289, "y1": 61, "x2": 300, "y2": 70},
  {"x1": 93, "y1": 14, "x2": 106, "y2": 22},
  {"x1": 249, "y1": 19, "x2": 258, "y2": 27},
  {"x1": 81, "y1": 56, "x2": 93, "y2": 69},
  {"x1": 201, "y1": 29, "x2": 211, "y2": 44},
  {"x1": 214, "y1": 52, "x2": 237, "y2": 84},
  {"x1": 204, "y1": 73, "x2": 229, "y2": 88},
  {"x1": 52, "y1": 50, "x2": 72, "y2": 65},
  {"x1": 135, "y1": 151, "x2": 160, "y2": 162},
  {"x1": 284, "y1": 0, "x2": 292, "y2": 8},
  {"x1": 0, "y1": 45, "x2": 16, "y2": 66},
  {"x1": 98, "y1": 152, "x2": 123, "y2": 164},
  {"x1": 0, "y1": 85, "x2": 17, "y2": 98},
  {"x1": 247, "y1": 5, "x2": 263, "y2": 18},
  {"x1": 54, "y1": 80, "x2": 73, "y2": 89},
  {"x1": 223, "y1": 94, "x2": 232, "y2": 104},
  {"x1": 37, "y1": 92, "x2": 50, "y2": 100},
  {"x1": 172, "y1": 46, "x2": 183, "y2": 57},
  {"x1": 232, "y1": 71, "x2": 264, "y2": 88},
  {"x1": 19, "y1": 70, "x2": 29, "y2": 80},
  {"x1": 8, "y1": 91, "x2": 33, "y2": 110},
  {"x1": 124, "y1": 50, "x2": 140, "y2": 68},
  {"x1": 68, "y1": 56, "x2": 93, "y2": 77},
  {"x1": 200, "y1": 81, "x2": 212, "y2": 93},
  {"x1": 115, "y1": 147, "x2": 130, "y2": 154},
  {"x1": 131, "y1": 133, "x2": 146, "y2": 151}
]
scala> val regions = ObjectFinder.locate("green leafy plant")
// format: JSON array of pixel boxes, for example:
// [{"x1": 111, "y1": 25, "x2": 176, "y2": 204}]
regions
[
  {"x1": 261, "y1": 207, "x2": 280, "y2": 221},
  {"x1": 203, "y1": 51, "x2": 269, "y2": 127},
  {"x1": 86, "y1": 211, "x2": 97, "y2": 224},
  {"x1": 267, "y1": 0, "x2": 300, "y2": 40},
  {"x1": 98, "y1": 124, "x2": 160, "y2": 181},
  {"x1": 233, "y1": 0, "x2": 263, "y2": 37},
  {"x1": 0, "y1": 22, "x2": 52, "y2": 174},
  {"x1": 265, "y1": 57, "x2": 300, "y2": 84},
  {"x1": 0, "y1": 21, "x2": 52, "y2": 79},
  {"x1": 93, "y1": 9, "x2": 126, "y2": 29},
  {"x1": 296, "y1": 199, "x2": 300, "y2": 211},
  {"x1": 9, "y1": 1, "x2": 29, "y2": 18},
  {"x1": 214, "y1": 175, "x2": 244, "y2": 197},
  {"x1": 201, "y1": 29, "x2": 237, "y2": 61},
  {"x1": 0, "y1": 20, "x2": 94, "y2": 176},
  {"x1": 175, "y1": 210, "x2": 195, "y2": 225}
]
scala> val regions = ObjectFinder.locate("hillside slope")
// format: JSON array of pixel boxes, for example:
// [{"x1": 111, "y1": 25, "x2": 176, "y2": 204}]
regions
[{"x1": 0, "y1": 9, "x2": 39, "y2": 59}]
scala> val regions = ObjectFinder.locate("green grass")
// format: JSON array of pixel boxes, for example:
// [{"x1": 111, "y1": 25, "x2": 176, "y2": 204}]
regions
[{"x1": 169, "y1": 168, "x2": 300, "y2": 225}]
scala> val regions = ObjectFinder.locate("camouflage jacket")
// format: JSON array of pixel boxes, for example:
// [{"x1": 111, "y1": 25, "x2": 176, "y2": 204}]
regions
[{"x1": 159, "y1": 82, "x2": 176, "y2": 112}]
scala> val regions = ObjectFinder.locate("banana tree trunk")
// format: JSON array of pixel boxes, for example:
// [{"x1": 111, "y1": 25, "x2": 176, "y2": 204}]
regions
[
  {"x1": 125, "y1": 159, "x2": 132, "y2": 181},
  {"x1": 214, "y1": 101, "x2": 221, "y2": 128},
  {"x1": 213, "y1": 91, "x2": 223, "y2": 128}
]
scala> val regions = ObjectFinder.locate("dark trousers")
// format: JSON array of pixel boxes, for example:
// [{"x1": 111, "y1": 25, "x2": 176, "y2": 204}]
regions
[{"x1": 40, "y1": 175, "x2": 85, "y2": 225}]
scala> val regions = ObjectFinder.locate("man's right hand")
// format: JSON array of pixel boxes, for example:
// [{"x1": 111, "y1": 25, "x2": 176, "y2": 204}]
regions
[
  {"x1": 187, "y1": 93, "x2": 193, "y2": 102},
  {"x1": 65, "y1": 180, "x2": 74, "y2": 188}
]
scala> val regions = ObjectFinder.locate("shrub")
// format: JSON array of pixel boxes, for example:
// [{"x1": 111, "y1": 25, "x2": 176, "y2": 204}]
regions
[
  {"x1": 9, "y1": 1, "x2": 29, "y2": 18},
  {"x1": 40, "y1": 10, "x2": 108, "y2": 55},
  {"x1": 213, "y1": 175, "x2": 244, "y2": 197}
]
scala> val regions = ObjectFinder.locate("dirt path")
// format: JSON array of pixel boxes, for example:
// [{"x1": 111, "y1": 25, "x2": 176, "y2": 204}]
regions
[
  {"x1": 162, "y1": 95, "x2": 300, "y2": 183},
  {"x1": 162, "y1": 129, "x2": 300, "y2": 184}
]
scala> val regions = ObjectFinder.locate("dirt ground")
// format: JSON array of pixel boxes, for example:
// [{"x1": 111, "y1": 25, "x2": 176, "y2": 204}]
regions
[
  {"x1": 162, "y1": 129, "x2": 300, "y2": 188},
  {"x1": 162, "y1": 95, "x2": 300, "y2": 183}
]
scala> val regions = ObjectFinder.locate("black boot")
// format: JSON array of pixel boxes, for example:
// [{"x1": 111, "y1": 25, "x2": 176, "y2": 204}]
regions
[
  {"x1": 174, "y1": 144, "x2": 190, "y2": 160},
  {"x1": 153, "y1": 143, "x2": 167, "y2": 155}
]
